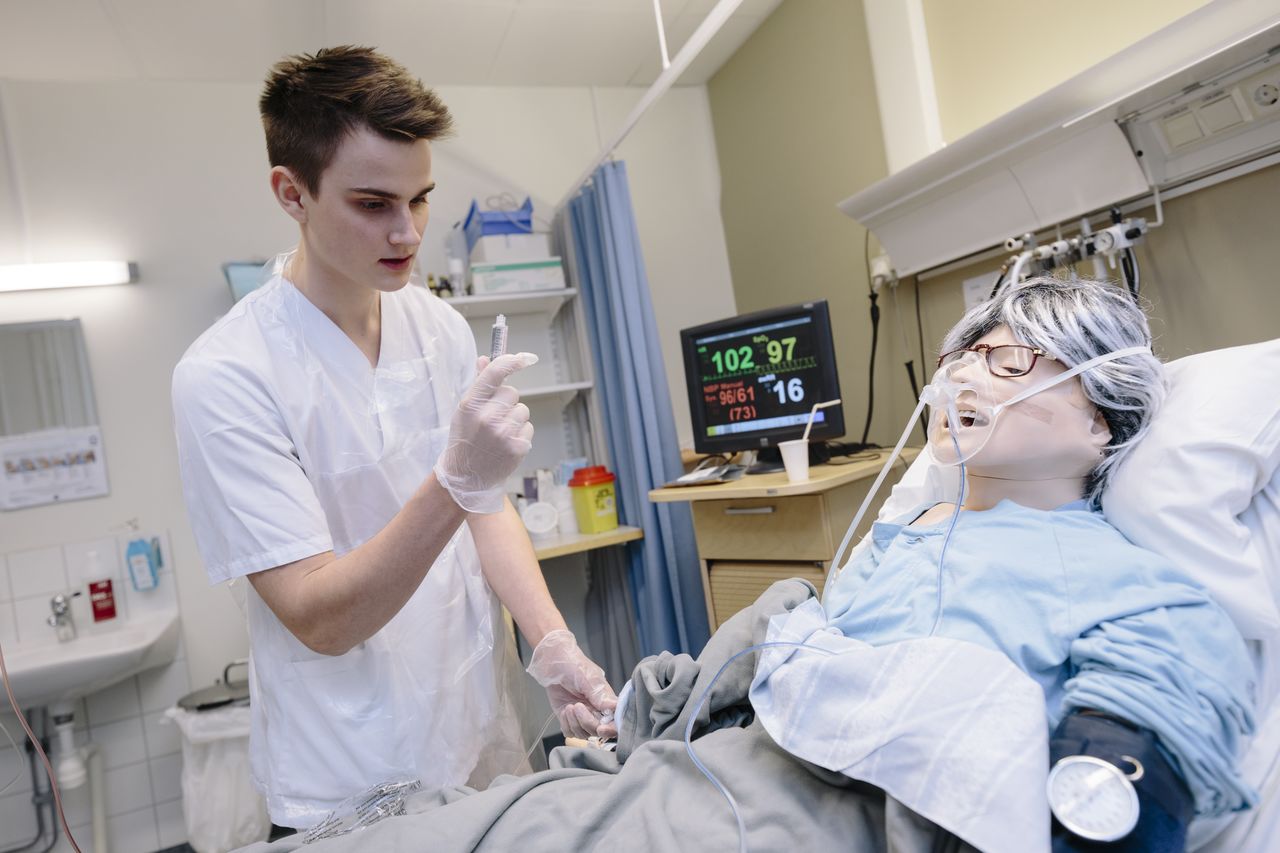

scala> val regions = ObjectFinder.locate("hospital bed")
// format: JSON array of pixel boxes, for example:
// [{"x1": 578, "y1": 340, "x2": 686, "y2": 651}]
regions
[{"x1": 861, "y1": 337, "x2": 1280, "y2": 852}]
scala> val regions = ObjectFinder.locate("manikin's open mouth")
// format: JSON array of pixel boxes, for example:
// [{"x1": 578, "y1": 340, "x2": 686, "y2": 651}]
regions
[{"x1": 942, "y1": 409, "x2": 990, "y2": 430}]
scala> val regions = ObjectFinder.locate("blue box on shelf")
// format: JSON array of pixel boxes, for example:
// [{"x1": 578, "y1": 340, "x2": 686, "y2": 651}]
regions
[{"x1": 462, "y1": 197, "x2": 533, "y2": 254}]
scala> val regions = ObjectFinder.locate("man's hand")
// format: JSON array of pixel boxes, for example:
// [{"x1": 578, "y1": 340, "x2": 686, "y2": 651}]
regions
[
  {"x1": 527, "y1": 630, "x2": 619, "y2": 739},
  {"x1": 434, "y1": 353, "x2": 537, "y2": 513}
]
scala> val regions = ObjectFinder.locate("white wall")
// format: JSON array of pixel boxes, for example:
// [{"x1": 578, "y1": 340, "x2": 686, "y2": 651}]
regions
[{"x1": 0, "y1": 77, "x2": 735, "y2": 693}]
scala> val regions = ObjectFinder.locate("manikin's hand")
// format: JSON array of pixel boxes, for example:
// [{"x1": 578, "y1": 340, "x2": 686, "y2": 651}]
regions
[
  {"x1": 434, "y1": 353, "x2": 537, "y2": 514},
  {"x1": 527, "y1": 630, "x2": 619, "y2": 739}
]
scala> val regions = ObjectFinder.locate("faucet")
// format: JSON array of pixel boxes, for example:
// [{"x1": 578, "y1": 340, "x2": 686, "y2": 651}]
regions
[{"x1": 47, "y1": 591, "x2": 81, "y2": 642}]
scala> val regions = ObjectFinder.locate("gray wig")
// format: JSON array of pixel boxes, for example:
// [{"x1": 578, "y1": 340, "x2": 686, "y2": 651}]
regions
[{"x1": 939, "y1": 276, "x2": 1166, "y2": 507}]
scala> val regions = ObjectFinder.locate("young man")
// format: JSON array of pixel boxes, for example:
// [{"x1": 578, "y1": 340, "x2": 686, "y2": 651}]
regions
[{"x1": 172, "y1": 46, "x2": 615, "y2": 829}]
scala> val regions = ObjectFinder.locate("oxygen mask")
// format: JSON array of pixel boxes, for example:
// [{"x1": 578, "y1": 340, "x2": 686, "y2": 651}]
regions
[{"x1": 922, "y1": 351, "x2": 998, "y2": 467}]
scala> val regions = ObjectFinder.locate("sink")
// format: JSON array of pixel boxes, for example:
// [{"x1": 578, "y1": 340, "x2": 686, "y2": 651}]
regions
[{"x1": 3, "y1": 612, "x2": 181, "y2": 708}]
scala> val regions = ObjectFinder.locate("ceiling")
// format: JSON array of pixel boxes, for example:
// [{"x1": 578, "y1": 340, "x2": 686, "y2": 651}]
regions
[{"x1": 0, "y1": 0, "x2": 783, "y2": 87}]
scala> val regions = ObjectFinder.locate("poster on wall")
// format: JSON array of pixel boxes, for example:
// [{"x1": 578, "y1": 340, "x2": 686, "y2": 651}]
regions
[{"x1": 0, "y1": 426, "x2": 110, "y2": 510}]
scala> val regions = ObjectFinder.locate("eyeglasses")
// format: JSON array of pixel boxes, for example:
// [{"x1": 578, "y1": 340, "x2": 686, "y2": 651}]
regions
[{"x1": 936, "y1": 344, "x2": 1057, "y2": 378}]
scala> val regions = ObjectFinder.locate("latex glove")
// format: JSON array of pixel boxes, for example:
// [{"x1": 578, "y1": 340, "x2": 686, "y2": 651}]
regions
[
  {"x1": 434, "y1": 353, "x2": 537, "y2": 513},
  {"x1": 527, "y1": 629, "x2": 618, "y2": 739}
]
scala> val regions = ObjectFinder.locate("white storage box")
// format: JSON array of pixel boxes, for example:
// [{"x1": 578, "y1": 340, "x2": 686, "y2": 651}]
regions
[
  {"x1": 470, "y1": 258, "x2": 566, "y2": 294},
  {"x1": 470, "y1": 232, "x2": 552, "y2": 264}
]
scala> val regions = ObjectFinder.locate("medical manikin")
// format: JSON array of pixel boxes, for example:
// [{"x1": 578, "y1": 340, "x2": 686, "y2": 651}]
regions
[{"x1": 804, "y1": 276, "x2": 1254, "y2": 851}]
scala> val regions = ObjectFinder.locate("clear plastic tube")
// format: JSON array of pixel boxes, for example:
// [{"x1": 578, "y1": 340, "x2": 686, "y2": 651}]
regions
[
  {"x1": 513, "y1": 711, "x2": 560, "y2": 776},
  {"x1": 684, "y1": 640, "x2": 837, "y2": 853}
]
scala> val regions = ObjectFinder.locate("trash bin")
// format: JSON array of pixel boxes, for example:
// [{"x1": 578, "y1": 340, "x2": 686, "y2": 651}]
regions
[{"x1": 167, "y1": 671, "x2": 269, "y2": 853}]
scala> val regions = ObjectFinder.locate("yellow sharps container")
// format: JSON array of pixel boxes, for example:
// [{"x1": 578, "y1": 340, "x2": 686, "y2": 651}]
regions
[{"x1": 568, "y1": 466, "x2": 618, "y2": 534}]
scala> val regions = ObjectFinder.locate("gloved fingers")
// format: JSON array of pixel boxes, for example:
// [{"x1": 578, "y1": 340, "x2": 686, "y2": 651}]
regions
[
  {"x1": 558, "y1": 702, "x2": 601, "y2": 739},
  {"x1": 508, "y1": 402, "x2": 530, "y2": 426},
  {"x1": 469, "y1": 352, "x2": 537, "y2": 398},
  {"x1": 515, "y1": 421, "x2": 534, "y2": 446},
  {"x1": 475, "y1": 355, "x2": 490, "y2": 373},
  {"x1": 597, "y1": 719, "x2": 618, "y2": 740},
  {"x1": 484, "y1": 383, "x2": 520, "y2": 408},
  {"x1": 590, "y1": 689, "x2": 618, "y2": 715}
]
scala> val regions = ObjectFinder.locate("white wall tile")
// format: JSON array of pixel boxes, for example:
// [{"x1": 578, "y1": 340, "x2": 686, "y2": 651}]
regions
[
  {"x1": 85, "y1": 676, "x2": 142, "y2": 728},
  {"x1": 148, "y1": 752, "x2": 182, "y2": 805},
  {"x1": 0, "y1": 554, "x2": 12, "y2": 601},
  {"x1": 105, "y1": 760, "x2": 154, "y2": 817},
  {"x1": 0, "y1": 741, "x2": 32, "y2": 798},
  {"x1": 0, "y1": 600, "x2": 17, "y2": 648},
  {"x1": 88, "y1": 717, "x2": 146, "y2": 770},
  {"x1": 0, "y1": 709, "x2": 17, "y2": 732},
  {"x1": 155, "y1": 798, "x2": 188, "y2": 848},
  {"x1": 49, "y1": 825, "x2": 92, "y2": 853},
  {"x1": 142, "y1": 710, "x2": 181, "y2": 759},
  {"x1": 12, "y1": 594, "x2": 59, "y2": 646},
  {"x1": 106, "y1": 805, "x2": 159, "y2": 853},
  {"x1": 7, "y1": 546, "x2": 68, "y2": 599},
  {"x1": 138, "y1": 660, "x2": 190, "y2": 714},
  {"x1": 122, "y1": 571, "x2": 178, "y2": 622},
  {"x1": 0, "y1": 789, "x2": 39, "y2": 847},
  {"x1": 62, "y1": 537, "x2": 122, "y2": 587},
  {"x1": 51, "y1": 826, "x2": 96, "y2": 853}
]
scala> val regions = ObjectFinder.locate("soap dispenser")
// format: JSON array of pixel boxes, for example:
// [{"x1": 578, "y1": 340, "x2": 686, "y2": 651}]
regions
[{"x1": 82, "y1": 550, "x2": 118, "y2": 626}]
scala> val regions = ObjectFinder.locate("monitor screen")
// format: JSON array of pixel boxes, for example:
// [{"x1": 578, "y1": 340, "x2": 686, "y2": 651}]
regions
[
  {"x1": 680, "y1": 300, "x2": 845, "y2": 455},
  {"x1": 223, "y1": 262, "x2": 266, "y2": 302}
]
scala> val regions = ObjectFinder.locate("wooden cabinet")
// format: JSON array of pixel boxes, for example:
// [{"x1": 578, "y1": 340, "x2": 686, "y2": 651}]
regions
[{"x1": 650, "y1": 448, "x2": 920, "y2": 629}]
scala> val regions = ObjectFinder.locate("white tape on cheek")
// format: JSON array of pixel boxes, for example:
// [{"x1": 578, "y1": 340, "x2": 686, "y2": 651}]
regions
[{"x1": 1007, "y1": 398, "x2": 1055, "y2": 425}]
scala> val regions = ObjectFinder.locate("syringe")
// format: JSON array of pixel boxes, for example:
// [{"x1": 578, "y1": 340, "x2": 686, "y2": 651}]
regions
[{"x1": 490, "y1": 314, "x2": 509, "y2": 360}]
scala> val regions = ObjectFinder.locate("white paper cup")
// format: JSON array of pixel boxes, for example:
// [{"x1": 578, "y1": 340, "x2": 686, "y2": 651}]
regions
[{"x1": 777, "y1": 439, "x2": 810, "y2": 483}]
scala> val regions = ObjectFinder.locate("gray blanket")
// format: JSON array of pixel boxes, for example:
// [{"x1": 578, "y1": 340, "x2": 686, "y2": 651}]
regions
[{"x1": 242, "y1": 580, "x2": 973, "y2": 852}]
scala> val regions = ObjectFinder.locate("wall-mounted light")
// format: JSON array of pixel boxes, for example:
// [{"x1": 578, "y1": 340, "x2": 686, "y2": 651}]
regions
[{"x1": 0, "y1": 261, "x2": 138, "y2": 293}]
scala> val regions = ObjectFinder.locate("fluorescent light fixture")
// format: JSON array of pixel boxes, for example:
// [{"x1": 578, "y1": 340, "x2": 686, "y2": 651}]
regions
[{"x1": 0, "y1": 261, "x2": 137, "y2": 293}]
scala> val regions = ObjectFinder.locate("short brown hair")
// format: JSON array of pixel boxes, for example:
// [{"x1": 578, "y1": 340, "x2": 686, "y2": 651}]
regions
[{"x1": 259, "y1": 45, "x2": 453, "y2": 195}]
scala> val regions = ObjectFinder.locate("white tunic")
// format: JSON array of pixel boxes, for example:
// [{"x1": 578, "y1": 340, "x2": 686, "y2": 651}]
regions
[{"x1": 173, "y1": 267, "x2": 517, "y2": 827}]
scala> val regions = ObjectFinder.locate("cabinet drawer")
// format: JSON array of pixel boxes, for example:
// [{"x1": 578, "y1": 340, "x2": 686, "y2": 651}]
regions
[
  {"x1": 692, "y1": 495, "x2": 831, "y2": 561},
  {"x1": 708, "y1": 561, "x2": 827, "y2": 629}
]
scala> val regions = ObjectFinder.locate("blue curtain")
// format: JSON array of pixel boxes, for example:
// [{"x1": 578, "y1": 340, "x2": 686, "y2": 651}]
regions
[{"x1": 567, "y1": 161, "x2": 711, "y2": 657}]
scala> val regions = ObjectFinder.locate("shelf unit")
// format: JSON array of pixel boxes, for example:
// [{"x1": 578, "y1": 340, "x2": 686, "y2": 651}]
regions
[
  {"x1": 446, "y1": 288, "x2": 578, "y2": 320},
  {"x1": 453, "y1": 282, "x2": 610, "y2": 544},
  {"x1": 531, "y1": 525, "x2": 644, "y2": 561}
]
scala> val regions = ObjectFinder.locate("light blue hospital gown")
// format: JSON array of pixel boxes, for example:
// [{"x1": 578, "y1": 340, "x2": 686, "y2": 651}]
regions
[{"x1": 822, "y1": 498, "x2": 1257, "y2": 816}]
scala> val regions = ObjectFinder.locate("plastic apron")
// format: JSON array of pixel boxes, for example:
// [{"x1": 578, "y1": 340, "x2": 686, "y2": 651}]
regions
[{"x1": 241, "y1": 252, "x2": 525, "y2": 827}]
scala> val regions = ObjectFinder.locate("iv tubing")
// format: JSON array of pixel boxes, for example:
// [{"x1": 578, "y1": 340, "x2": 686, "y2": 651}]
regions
[
  {"x1": 684, "y1": 640, "x2": 837, "y2": 853},
  {"x1": 513, "y1": 711, "x2": 560, "y2": 776},
  {"x1": 828, "y1": 398, "x2": 926, "y2": 585}
]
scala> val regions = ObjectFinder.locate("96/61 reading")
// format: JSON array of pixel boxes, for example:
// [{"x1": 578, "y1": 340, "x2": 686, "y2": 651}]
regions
[{"x1": 709, "y1": 375, "x2": 808, "y2": 422}]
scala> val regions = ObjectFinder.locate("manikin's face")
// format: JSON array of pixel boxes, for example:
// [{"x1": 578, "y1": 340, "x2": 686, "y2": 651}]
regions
[
  {"x1": 290, "y1": 125, "x2": 434, "y2": 293},
  {"x1": 930, "y1": 325, "x2": 1111, "y2": 481}
]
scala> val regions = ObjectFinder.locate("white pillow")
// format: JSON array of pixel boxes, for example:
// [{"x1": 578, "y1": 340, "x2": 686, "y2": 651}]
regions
[
  {"x1": 1104, "y1": 338, "x2": 1280, "y2": 642},
  {"x1": 862, "y1": 339, "x2": 1280, "y2": 643}
]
